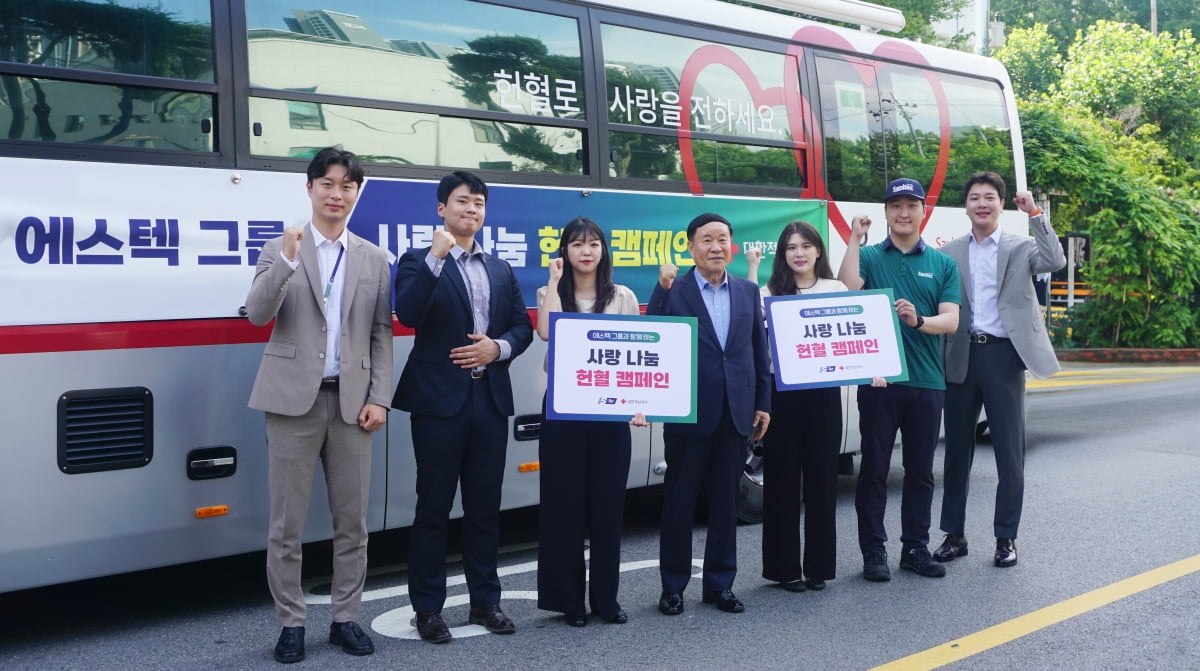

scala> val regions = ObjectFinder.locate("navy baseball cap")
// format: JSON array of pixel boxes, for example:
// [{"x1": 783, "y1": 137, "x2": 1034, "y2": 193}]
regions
[{"x1": 884, "y1": 178, "x2": 926, "y2": 202}]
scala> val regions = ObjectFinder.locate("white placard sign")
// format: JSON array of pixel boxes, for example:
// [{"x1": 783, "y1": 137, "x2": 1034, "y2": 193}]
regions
[
  {"x1": 546, "y1": 312, "x2": 697, "y2": 422},
  {"x1": 765, "y1": 289, "x2": 908, "y2": 390}
]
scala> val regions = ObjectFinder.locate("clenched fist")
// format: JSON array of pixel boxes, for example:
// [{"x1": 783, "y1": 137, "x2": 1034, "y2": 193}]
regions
[
  {"x1": 281, "y1": 225, "x2": 304, "y2": 262},
  {"x1": 658, "y1": 263, "x2": 679, "y2": 290}
]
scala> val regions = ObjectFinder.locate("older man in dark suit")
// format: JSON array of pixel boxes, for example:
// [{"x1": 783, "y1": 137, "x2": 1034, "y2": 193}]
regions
[
  {"x1": 246, "y1": 147, "x2": 393, "y2": 664},
  {"x1": 648, "y1": 212, "x2": 772, "y2": 616},
  {"x1": 393, "y1": 171, "x2": 533, "y2": 643}
]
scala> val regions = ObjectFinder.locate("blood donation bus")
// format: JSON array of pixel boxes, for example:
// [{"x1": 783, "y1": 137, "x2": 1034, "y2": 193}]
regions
[{"x1": 0, "y1": 0, "x2": 1029, "y2": 592}]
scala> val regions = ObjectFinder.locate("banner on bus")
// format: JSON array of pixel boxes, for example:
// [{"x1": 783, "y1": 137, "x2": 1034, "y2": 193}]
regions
[
  {"x1": 1, "y1": 159, "x2": 825, "y2": 326},
  {"x1": 545, "y1": 313, "x2": 697, "y2": 423},
  {"x1": 765, "y1": 289, "x2": 908, "y2": 390}
]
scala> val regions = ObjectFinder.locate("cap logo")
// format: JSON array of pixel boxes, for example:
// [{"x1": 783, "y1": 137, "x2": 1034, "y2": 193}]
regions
[{"x1": 892, "y1": 183, "x2": 914, "y2": 193}]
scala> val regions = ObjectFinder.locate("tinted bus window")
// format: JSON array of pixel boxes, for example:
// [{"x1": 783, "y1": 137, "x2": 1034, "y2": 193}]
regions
[
  {"x1": 602, "y1": 24, "x2": 788, "y2": 141},
  {"x1": 934, "y1": 74, "x2": 1015, "y2": 207},
  {"x1": 601, "y1": 24, "x2": 806, "y2": 190},
  {"x1": 249, "y1": 97, "x2": 583, "y2": 173},
  {"x1": 0, "y1": 77, "x2": 213, "y2": 150},
  {"x1": 816, "y1": 56, "x2": 884, "y2": 203},
  {"x1": 0, "y1": 1, "x2": 213, "y2": 81},
  {"x1": 610, "y1": 131, "x2": 801, "y2": 187},
  {"x1": 245, "y1": 2, "x2": 584, "y2": 119},
  {"x1": 819, "y1": 56, "x2": 1015, "y2": 206}
]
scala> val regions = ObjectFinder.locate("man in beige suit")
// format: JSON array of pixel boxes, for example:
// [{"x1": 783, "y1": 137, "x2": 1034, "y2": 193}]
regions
[
  {"x1": 934, "y1": 171, "x2": 1065, "y2": 569},
  {"x1": 246, "y1": 147, "x2": 393, "y2": 664}
]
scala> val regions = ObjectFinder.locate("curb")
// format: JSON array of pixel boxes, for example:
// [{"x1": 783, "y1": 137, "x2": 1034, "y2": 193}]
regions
[{"x1": 1054, "y1": 349, "x2": 1200, "y2": 363}]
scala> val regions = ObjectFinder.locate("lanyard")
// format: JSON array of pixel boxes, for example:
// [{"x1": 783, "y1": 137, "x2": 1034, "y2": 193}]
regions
[{"x1": 322, "y1": 245, "x2": 345, "y2": 305}]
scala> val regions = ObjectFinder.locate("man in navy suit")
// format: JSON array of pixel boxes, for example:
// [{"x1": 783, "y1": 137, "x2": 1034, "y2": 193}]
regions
[
  {"x1": 647, "y1": 213, "x2": 772, "y2": 616},
  {"x1": 392, "y1": 171, "x2": 533, "y2": 643}
]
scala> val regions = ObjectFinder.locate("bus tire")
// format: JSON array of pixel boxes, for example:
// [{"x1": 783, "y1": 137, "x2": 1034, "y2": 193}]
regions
[{"x1": 736, "y1": 441, "x2": 764, "y2": 524}]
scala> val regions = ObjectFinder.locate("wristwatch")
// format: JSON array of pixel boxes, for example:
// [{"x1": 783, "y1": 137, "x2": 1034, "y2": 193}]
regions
[{"x1": 915, "y1": 314, "x2": 925, "y2": 329}]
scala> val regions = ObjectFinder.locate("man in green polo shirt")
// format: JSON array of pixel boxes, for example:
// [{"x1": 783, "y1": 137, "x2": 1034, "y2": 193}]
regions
[{"x1": 837, "y1": 178, "x2": 961, "y2": 582}]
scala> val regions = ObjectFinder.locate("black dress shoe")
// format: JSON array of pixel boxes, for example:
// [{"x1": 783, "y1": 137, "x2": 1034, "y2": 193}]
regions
[
  {"x1": 415, "y1": 611, "x2": 452, "y2": 644},
  {"x1": 933, "y1": 534, "x2": 969, "y2": 563},
  {"x1": 658, "y1": 592, "x2": 684, "y2": 615},
  {"x1": 329, "y1": 621, "x2": 374, "y2": 656},
  {"x1": 273, "y1": 626, "x2": 304, "y2": 664},
  {"x1": 995, "y1": 538, "x2": 1018, "y2": 567},
  {"x1": 469, "y1": 604, "x2": 516, "y2": 634},
  {"x1": 606, "y1": 609, "x2": 628, "y2": 624},
  {"x1": 701, "y1": 589, "x2": 745, "y2": 613},
  {"x1": 565, "y1": 613, "x2": 588, "y2": 627},
  {"x1": 804, "y1": 579, "x2": 826, "y2": 591},
  {"x1": 779, "y1": 579, "x2": 806, "y2": 593}
]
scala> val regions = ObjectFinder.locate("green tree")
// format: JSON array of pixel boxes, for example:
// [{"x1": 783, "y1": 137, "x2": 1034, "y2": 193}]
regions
[
  {"x1": 993, "y1": 23, "x2": 1063, "y2": 98},
  {"x1": 995, "y1": 0, "x2": 1200, "y2": 52},
  {"x1": 1021, "y1": 101, "x2": 1200, "y2": 347},
  {"x1": 1056, "y1": 21, "x2": 1200, "y2": 176}
]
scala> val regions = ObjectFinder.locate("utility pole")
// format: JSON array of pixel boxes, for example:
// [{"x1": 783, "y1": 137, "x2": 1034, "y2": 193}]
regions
[{"x1": 1151, "y1": 0, "x2": 1158, "y2": 35}]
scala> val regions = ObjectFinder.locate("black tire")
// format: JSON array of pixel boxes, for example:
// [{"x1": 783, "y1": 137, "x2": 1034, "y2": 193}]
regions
[{"x1": 736, "y1": 440, "x2": 764, "y2": 524}]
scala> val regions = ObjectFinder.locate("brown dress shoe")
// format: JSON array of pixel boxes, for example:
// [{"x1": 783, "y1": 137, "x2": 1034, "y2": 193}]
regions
[
  {"x1": 469, "y1": 604, "x2": 516, "y2": 634},
  {"x1": 415, "y1": 611, "x2": 452, "y2": 643}
]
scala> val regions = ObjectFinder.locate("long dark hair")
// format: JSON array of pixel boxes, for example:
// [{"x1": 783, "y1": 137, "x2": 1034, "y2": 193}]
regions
[
  {"x1": 767, "y1": 221, "x2": 833, "y2": 297},
  {"x1": 557, "y1": 217, "x2": 615, "y2": 313}
]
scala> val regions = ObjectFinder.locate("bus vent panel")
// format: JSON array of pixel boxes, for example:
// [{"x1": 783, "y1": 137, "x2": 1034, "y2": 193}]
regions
[{"x1": 57, "y1": 387, "x2": 154, "y2": 475}]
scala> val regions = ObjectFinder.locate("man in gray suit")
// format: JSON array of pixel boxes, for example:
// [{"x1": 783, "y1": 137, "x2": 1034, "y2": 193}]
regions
[
  {"x1": 246, "y1": 147, "x2": 393, "y2": 663},
  {"x1": 934, "y1": 171, "x2": 1065, "y2": 568}
]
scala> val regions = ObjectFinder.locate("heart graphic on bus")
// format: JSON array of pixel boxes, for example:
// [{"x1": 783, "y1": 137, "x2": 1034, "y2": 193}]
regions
[{"x1": 676, "y1": 25, "x2": 952, "y2": 244}]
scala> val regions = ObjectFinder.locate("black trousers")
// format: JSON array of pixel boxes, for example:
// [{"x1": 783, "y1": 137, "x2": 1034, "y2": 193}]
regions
[
  {"x1": 761, "y1": 385, "x2": 842, "y2": 583},
  {"x1": 855, "y1": 384, "x2": 944, "y2": 553},
  {"x1": 536, "y1": 409, "x2": 632, "y2": 619},
  {"x1": 941, "y1": 340, "x2": 1027, "y2": 539},
  {"x1": 408, "y1": 378, "x2": 507, "y2": 613},
  {"x1": 659, "y1": 404, "x2": 745, "y2": 595}
]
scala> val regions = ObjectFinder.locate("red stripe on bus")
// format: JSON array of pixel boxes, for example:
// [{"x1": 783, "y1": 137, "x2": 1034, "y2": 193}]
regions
[{"x1": 0, "y1": 310, "x2": 547, "y2": 355}]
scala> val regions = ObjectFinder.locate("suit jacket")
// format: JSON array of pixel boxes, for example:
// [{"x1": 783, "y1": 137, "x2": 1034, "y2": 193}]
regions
[
  {"x1": 246, "y1": 229, "x2": 394, "y2": 422},
  {"x1": 647, "y1": 268, "x2": 772, "y2": 437},
  {"x1": 391, "y1": 247, "x2": 533, "y2": 418},
  {"x1": 942, "y1": 213, "x2": 1066, "y2": 382}
]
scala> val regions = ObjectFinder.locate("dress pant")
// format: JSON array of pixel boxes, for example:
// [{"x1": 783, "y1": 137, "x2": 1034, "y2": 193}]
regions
[
  {"x1": 659, "y1": 403, "x2": 746, "y2": 595},
  {"x1": 408, "y1": 377, "x2": 507, "y2": 613},
  {"x1": 536, "y1": 406, "x2": 632, "y2": 620},
  {"x1": 265, "y1": 387, "x2": 372, "y2": 627},
  {"x1": 855, "y1": 384, "x2": 944, "y2": 553},
  {"x1": 941, "y1": 340, "x2": 1027, "y2": 539},
  {"x1": 761, "y1": 385, "x2": 842, "y2": 583}
]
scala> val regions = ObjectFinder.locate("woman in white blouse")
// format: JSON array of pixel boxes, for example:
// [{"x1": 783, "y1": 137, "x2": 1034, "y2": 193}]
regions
[
  {"x1": 535, "y1": 217, "x2": 644, "y2": 627},
  {"x1": 749, "y1": 221, "x2": 847, "y2": 593}
]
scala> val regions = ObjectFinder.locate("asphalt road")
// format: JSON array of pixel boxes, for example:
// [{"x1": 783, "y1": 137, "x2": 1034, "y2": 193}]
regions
[{"x1": 2, "y1": 363, "x2": 1198, "y2": 671}]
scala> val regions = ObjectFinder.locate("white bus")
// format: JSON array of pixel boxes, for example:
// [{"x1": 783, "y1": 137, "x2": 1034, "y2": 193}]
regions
[{"x1": 0, "y1": 0, "x2": 1029, "y2": 593}]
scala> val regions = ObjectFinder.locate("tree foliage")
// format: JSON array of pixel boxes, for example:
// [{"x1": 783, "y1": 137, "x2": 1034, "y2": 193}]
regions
[
  {"x1": 993, "y1": 0, "x2": 1200, "y2": 53},
  {"x1": 1021, "y1": 102, "x2": 1200, "y2": 347},
  {"x1": 993, "y1": 23, "x2": 1062, "y2": 99},
  {"x1": 1057, "y1": 21, "x2": 1200, "y2": 164}
]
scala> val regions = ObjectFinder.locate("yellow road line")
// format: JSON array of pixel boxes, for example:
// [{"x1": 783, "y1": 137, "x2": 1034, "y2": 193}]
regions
[
  {"x1": 871, "y1": 554, "x2": 1200, "y2": 671},
  {"x1": 1028, "y1": 376, "x2": 1166, "y2": 389}
]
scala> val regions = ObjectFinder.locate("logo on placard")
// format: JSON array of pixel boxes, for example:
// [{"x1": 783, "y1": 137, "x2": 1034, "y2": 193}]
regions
[
  {"x1": 586, "y1": 330, "x2": 660, "y2": 343},
  {"x1": 800, "y1": 305, "x2": 864, "y2": 318},
  {"x1": 597, "y1": 397, "x2": 618, "y2": 405}
]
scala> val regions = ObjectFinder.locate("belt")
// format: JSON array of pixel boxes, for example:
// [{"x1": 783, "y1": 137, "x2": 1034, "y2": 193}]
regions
[
  {"x1": 470, "y1": 369, "x2": 487, "y2": 380},
  {"x1": 969, "y1": 333, "x2": 1010, "y2": 345},
  {"x1": 320, "y1": 376, "x2": 339, "y2": 390}
]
